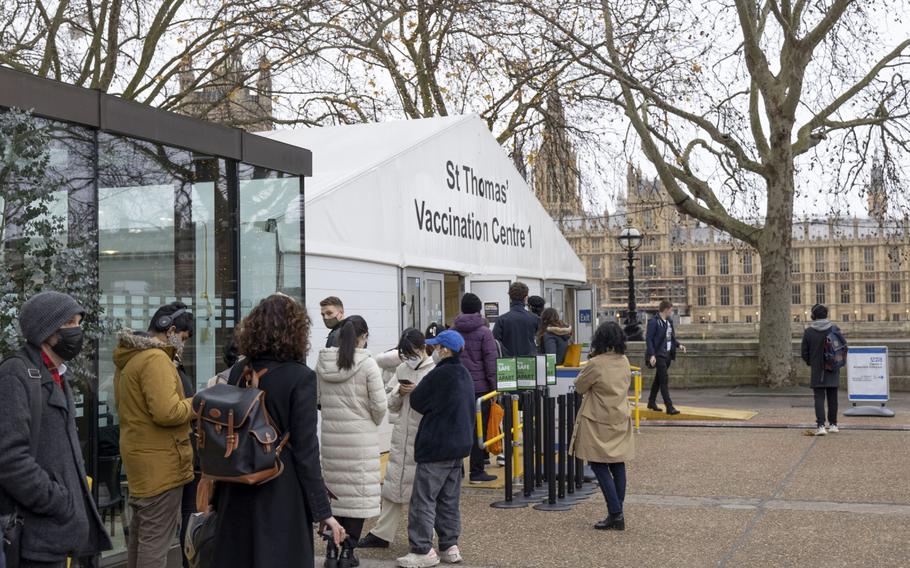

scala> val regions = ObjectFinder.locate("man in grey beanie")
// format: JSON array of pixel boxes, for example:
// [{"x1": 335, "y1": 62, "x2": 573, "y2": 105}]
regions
[{"x1": 0, "y1": 291, "x2": 111, "y2": 567}]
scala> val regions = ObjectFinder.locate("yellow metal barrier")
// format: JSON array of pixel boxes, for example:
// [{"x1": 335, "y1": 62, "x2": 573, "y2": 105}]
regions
[
  {"x1": 630, "y1": 368, "x2": 642, "y2": 432},
  {"x1": 474, "y1": 392, "x2": 524, "y2": 478}
]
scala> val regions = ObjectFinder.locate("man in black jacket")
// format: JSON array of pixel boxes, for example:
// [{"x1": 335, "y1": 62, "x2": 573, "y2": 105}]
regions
[
  {"x1": 492, "y1": 282, "x2": 539, "y2": 357},
  {"x1": 801, "y1": 304, "x2": 844, "y2": 436},
  {"x1": 0, "y1": 291, "x2": 111, "y2": 567},
  {"x1": 645, "y1": 300, "x2": 686, "y2": 415},
  {"x1": 397, "y1": 331, "x2": 474, "y2": 568}
]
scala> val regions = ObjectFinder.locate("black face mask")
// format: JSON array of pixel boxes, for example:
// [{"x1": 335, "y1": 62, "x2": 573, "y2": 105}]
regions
[{"x1": 51, "y1": 327, "x2": 85, "y2": 361}]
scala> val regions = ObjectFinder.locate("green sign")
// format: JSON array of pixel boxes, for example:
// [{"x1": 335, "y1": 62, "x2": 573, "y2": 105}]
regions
[
  {"x1": 497, "y1": 358, "x2": 517, "y2": 392},
  {"x1": 516, "y1": 357, "x2": 537, "y2": 390},
  {"x1": 546, "y1": 354, "x2": 557, "y2": 385}
]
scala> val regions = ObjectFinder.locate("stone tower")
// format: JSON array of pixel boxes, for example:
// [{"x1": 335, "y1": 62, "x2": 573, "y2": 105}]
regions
[
  {"x1": 868, "y1": 155, "x2": 888, "y2": 223},
  {"x1": 533, "y1": 91, "x2": 583, "y2": 225}
]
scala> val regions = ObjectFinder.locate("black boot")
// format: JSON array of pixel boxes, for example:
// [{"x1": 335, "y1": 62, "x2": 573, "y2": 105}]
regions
[
  {"x1": 357, "y1": 532, "x2": 390, "y2": 549},
  {"x1": 666, "y1": 406, "x2": 681, "y2": 415},
  {"x1": 324, "y1": 540, "x2": 339, "y2": 568},
  {"x1": 595, "y1": 513, "x2": 625, "y2": 531},
  {"x1": 339, "y1": 538, "x2": 359, "y2": 568},
  {"x1": 647, "y1": 401, "x2": 662, "y2": 411}
]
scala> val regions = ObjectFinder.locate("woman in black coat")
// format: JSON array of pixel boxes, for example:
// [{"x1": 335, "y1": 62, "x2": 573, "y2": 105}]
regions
[
  {"x1": 537, "y1": 308, "x2": 573, "y2": 365},
  {"x1": 211, "y1": 294, "x2": 345, "y2": 568}
]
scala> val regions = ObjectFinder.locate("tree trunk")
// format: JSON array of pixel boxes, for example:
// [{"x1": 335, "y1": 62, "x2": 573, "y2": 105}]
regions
[{"x1": 757, "y1": 156, "x2": 796, "y2": 386}]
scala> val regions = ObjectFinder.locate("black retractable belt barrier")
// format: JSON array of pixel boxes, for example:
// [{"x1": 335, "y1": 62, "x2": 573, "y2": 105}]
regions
[
  {"x1": 534, "y1": 388, "x2": 544, "y2": 490},
  {"x1": 557, "y1": 394, "x2": 567, "y2": 500},
  {"x1": 564, "y1": 389, "x2": 588, "y2": 503},
  {"x1": 515, "y1": 392, "x2": 539, "y2": 504},
  {"x1": 491, "y1": 394, "x2": 527, "y2": 509},
  {"x1": 534, "y1": 394, "x2": 571, "y2": 511}
]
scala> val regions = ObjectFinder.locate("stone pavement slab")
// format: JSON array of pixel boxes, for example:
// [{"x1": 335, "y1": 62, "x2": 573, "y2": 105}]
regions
[{"x1": 340, "y1": 426, "x2": 909, "y2": 568}]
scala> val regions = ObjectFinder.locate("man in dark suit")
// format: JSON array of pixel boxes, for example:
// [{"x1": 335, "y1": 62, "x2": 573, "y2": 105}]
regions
[{"x1": 645, "y1": 300, "x2": 687, "y2": 415}]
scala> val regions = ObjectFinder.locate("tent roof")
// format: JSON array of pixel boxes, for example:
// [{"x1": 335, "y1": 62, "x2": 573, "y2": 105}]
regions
[{"x1": 261, "y1": 115, "x2": 587, "y2": 283}]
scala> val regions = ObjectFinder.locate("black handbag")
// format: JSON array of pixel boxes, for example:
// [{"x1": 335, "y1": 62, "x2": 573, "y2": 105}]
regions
[
  {"x1": 2, "y1": 511, "x2": 24, "y2": 568},
  {"x1": 184, "y1": 511, "x2": 217, "y2": 568}
]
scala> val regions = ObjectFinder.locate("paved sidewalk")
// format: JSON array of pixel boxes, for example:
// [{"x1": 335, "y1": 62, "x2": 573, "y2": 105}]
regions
[{"x1": 333, "y1": 412, "x2": 909, "y2": 568}]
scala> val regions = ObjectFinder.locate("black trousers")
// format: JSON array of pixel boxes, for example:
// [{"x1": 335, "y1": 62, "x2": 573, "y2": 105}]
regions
[
  {"x1": 336, "y1": 517, "x2": 365, "y2": 543},
  {"x1": 648, "y1": 355, "x2": 673, "y2": 406},
  {"x1": 814, "y1": 387, "x2": 838, "y2": 427},
  {"x1": 469, "y1": 397, "x2": 491, "y2": 476},
  {"x1": 180, "y1": 474, "x2": 200, "y2": 568}
]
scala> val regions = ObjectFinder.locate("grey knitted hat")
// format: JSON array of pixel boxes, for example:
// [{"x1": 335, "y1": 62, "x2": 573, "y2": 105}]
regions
[{"x1": 19, "y1": 291, "x2": 86, "y2": 346}]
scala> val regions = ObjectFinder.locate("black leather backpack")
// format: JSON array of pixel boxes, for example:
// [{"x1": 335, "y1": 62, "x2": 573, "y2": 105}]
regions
[{"x1": 192, "y1": 363, "x2": 288, "y2": 484}]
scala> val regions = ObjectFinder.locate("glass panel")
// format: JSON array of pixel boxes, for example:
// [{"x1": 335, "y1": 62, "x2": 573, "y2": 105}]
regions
[
  {"x1": 97, "y1": 133, "x2": 233, "y2": 558},
  {"x1": 553, "y1": 289, "x2": 565, "y2": 319},
  {"x1": 406, "y1": 276, "x2": 421, "y2": 330},
  {"x1": 239, "y1": 166, "x2": 302, "y2": 316},
  {"x1": 426, "y1": 278, "x2": 444, "y2": 330}
]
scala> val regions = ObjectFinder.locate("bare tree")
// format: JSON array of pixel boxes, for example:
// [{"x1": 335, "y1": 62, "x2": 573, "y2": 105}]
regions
[{"x1": 516, "y1": 0, "x2": 910, "y2": 386}]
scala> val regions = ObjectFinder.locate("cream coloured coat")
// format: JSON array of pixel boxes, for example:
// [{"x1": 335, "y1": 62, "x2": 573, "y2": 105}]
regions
[
  {"x1": 381, "y1": 356, "x2": 436, "y2": 504},
  {"x1": 568, "y1": 352, "x2": 635, "y2": 464},
  {"x1": 316, "y1": 348, "x2": 387, "y2": 518}
]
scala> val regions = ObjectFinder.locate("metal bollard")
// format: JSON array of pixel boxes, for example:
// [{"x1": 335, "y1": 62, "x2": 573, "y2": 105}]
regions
[
  {"x1": 534, "y1": 388, "x2": 544, "y2": 490},
  {"x1": 515, "y1": 392, "x2": 538, "y2": 504},
  {"x1": 572, "y1": 390, "x2": 597, "y2": 496},
  {"x1": 534, "y1": 394, "x2": 571, "y2": 511},
  {"x1": 491, "y1": 394, "x2": 527, "y2": 509},
  {"x1": 566, "y1": 390, "x2": 576, "y2": 496}
]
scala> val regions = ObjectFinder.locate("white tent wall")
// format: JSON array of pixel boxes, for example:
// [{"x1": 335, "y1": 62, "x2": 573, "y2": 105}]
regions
[{"x1": 265, "y1": 115, "x2": 586, "y2": 283}]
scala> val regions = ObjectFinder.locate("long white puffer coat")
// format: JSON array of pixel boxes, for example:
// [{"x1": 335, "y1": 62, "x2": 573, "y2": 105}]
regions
[
  {"x1": 381, "y1": 356, "x2": 436, "y2": 504},
  {"x1": 316, "y1": 348, "x2": 388, "y2": 518}
]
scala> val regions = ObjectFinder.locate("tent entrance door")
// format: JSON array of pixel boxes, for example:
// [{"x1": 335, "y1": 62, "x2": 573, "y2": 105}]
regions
[{"x1": 403, "y1": 269, "x2": 446, "y2": 334}]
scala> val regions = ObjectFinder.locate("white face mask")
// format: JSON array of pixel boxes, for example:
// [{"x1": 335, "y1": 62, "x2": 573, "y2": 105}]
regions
[
  {"x1": 404, "y1": 356, "x2": 423, "y2": 370},
  {"x1": 431, "y1": 350, "x2": 444, "y2": 363}
]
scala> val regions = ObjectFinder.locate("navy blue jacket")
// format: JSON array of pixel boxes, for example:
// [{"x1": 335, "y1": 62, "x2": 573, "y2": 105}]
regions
[
  {"x1": 410, "y1": 354, "x2": 475, "y2": 463},
  {"x1": 645, "y1": 316, "x2": 679, "y2": 360},
  {"x1": 492, "y1": 301, "x2": 540, "y2": 357}
]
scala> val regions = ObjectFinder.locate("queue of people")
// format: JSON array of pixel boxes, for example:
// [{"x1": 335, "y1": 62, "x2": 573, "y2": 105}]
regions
[{"x1": 0, "y1": 282, "x2": 847, "y2": 568}]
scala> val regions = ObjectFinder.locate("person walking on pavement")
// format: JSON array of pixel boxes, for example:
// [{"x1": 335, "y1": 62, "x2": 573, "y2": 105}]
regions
[
  {"x1": 801, "y1": 304, "x2": 845, "y2": 436},
  {"x1": 316, "y1": 316, "x2": 387, "y2": 567},
  {"x1": 537, "y1": 307, "x2": 573, "y2": 365},
  {"x1": 492, "y1": 282, "x2": 539, "y2": 357},
  {"x1": 397, "y1": 331, "x2": 475, "y2": 568},
  {"x1": 645, "y1": 300, "x2": 686, "y2": 415},
  {"x1": 114, "y1": 302, "x2": 196, "y2": 568},
  {"x1": 210, "y1": 294, "x2": 345, "y2": 568},
  {"x1": 452, "y1": 293, "x2": 499, "y2": 484},
  {"x1": 320, "y1": 296, "x2": 346, "y2": 348},
  {"x1": 358, "y1": 329, "x2": 436, "y2": 549},
  {"x1": 0, "y1": 292, "x2": 111, "y2": 568},
  {"x1": 569, "y1": 321, "x2": 635, "y2": 531}
]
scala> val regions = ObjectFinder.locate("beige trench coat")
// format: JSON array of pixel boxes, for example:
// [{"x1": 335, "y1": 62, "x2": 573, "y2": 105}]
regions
[{"x1": 568, "y1": 352, "x2": 635, "y2": 464}]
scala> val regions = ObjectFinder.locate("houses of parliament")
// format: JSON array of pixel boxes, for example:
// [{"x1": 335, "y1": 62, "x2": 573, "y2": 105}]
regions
[{"x1": 532, "y1": 98, "x2": 910, "y2": 325}]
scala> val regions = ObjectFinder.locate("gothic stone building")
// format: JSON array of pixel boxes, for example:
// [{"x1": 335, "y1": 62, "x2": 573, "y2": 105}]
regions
[{"x1": 546, "y1": 165, "x2": 910, "y2": 324}]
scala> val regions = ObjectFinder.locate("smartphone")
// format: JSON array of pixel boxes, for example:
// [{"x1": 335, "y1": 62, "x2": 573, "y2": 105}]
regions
[{"x1": 398, "y1": 378, "x2": 414, "y2": 385}]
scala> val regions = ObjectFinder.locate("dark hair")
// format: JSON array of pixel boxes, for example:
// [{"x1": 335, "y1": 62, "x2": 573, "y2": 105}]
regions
[
  {"x1": 223, "y1": 330, "x2": 239, "y2": 368},
  {"x1": 658, "y1": 300, "x2": 673, "y2": 312},
  {"x1": 425, "y1": 322, "x2": 443, "y2": 339},
  {"x1": 537, "y1": 307, "x2": 564, "y2": 345},
  {"x1": 528, "y1": 295, "x2": 546, "y2": 315},
  {"x1": 397, "y1": 328, "x2": 426, "y2": 359},
  {"x1": 320, "y1": 296, "x2": 344, "y2": 309},
  {"x1": 337, "y1": 315, "x2": 369, "y2": 370},
  {"x1": 590, "y1": 321, "x2": 626, "y2": 357},
  {"x1": 508, "y1": 282, "x2": 530, "y2": 302},
  {"x1": 149, "y1": 302, "x2": 195, "y2": 336},
  {"x1": 811, "y1": 304, "x2": 828, "y2": 320},
  {"x1": 236, "y1": 294, "x2": 310, "y2": 362}
]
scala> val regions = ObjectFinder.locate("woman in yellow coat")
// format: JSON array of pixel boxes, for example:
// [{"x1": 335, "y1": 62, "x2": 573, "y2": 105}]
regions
[{"x1": 569, "y1": 321, "x2": 634, "y2": 531}]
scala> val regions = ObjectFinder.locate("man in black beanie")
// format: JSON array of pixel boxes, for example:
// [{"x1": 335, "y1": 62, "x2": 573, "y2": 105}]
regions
[{"x1": 0, "y1": 291, "x2": 111, "y2": 567}]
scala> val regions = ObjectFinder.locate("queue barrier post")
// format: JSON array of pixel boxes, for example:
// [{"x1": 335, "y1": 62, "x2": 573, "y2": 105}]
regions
[
  {"x1": 572, "y1": 390, "x2": 597, "y2": 496},
  {"x1": 490, "y1": 394, "x2": 527, "y2": 509},
  {"x1": 557, "y1": 394, "x2": 566, "y2": 500},
  {"x1": 534, "y1": 393, "x2": 571, "y2": 511},
  {"x1": 566, "y1": 389, "x2": 576, "y2": 497}
]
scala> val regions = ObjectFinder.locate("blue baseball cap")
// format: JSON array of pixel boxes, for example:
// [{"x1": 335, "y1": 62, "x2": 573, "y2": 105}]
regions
[{"x1": 426, "y1": 329, "x2": 464, "y2": 352}]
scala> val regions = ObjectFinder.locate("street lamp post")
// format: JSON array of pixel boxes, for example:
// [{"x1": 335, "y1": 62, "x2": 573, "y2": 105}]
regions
[{"x1": 617, "y1": 227, "x2": 644, "y2": 341}]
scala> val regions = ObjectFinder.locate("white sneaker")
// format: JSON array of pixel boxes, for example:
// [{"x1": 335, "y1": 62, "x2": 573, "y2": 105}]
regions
[
  {"x1": 813, "y1": 426, "x2": 827, "y2": 436},
  {"x1": 398, "y1": 549, "x2": 440, "y2": 568},
  {"x1": 827, "y1": 424, "x2": 839, "y2": 433},
  {"x1": 440, "y1": 545, "x2": 463, "y2": 564}
]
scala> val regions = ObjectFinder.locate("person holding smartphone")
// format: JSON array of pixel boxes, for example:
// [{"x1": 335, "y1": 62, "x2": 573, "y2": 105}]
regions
[{"x1": 358, "y1": 329, "x2": 435, "y2": 549}]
